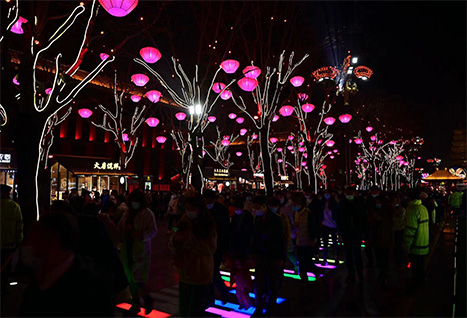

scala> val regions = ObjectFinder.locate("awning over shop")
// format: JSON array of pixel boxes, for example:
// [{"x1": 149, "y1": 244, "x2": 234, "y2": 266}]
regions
[
  {"x1": 52, "y1": 155, "x2": 136, "y2": 176},
  {"x1": 424, "y1": 169, "x2": 463, "y2": 181}
]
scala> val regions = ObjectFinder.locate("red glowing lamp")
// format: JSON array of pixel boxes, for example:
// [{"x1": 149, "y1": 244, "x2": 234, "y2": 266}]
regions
[
  {"x1": 220, "y1": 59, "x2": 240, "y2": 74},
  {"x1": 78, "y1": 108, "x2": 93, "y2": 118},
  {"x1": 140, "y1": 47, "x2": 161, "y2": 64},
  {"x1": 131, "y1": 74, "x2": 149, "y2": 87},
  {"x1": 237, "y1": 77, "x2": 258, "y2": 92},
  {"x1": 279, "y1": 105, "x2": 294, "y2": 117},
  {"x1": 338, "y1": 114, "x2": 352, "y2": 124},
  {"x1": 323, "y1": 117, "x2": 336, "y2": 125},
  {"x1": 145, "y1": 117, "x2": 159, "y2": 127},
  {"x1": 212, "y1": 82, "x2": 226, "y2": 94},
  {"x1": 301, "y1": 103, "x2": 315, "y2": 113},
  {"x1": 243, "y1": 66, "x2": 261, "y2": 79},
  {"x1": 175, "y1": 112, "x2": 187, "y2": 121},
  {"x1": 146, "y1": 90, "x2": 161, "y2": 103},
  {"x1": 98, "y1": 0, "x2": 138, "y2": 17},
  {"x1": 290, "y1": 76, "x2": 305, "y2": 87},
  {"x1": 10, "y1": 17, "x2": 28, "y2": 34},
  {"x1": 131, "y1": 95, "x2": 141, "y2": 103}
]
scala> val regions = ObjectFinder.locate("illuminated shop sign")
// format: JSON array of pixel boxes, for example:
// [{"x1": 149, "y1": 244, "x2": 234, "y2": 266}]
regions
[
  {"x1": 0, "y1": 153, "x2": 11, "y2": 164},
  {"x1": 214, "y1": 169, "x2": 229, "y2": 177},
  {"x1": 93, "y1": 162, "x2": 121, "y2": 170}
]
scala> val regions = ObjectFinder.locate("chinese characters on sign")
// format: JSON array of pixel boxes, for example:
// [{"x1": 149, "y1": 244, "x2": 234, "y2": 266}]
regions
[
  {"x1": 0, "y1": 153, "x2": 11, "y2": 164},
  {"x1": 93, "y1": 162, "x2": 121, "y2": 170},
  {"x1": 214, "y1": 169, "x2": 229, "y2": 177}
]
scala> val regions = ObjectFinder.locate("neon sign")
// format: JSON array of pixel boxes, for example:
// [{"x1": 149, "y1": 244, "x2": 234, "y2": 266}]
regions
[
  {"x1": 214, "y1": 168, "x2": 229, "y2": 177},
  {"x1": 0, "y1": 153, "x2": 11, "y2": 164},
  {"x1": 94, "y1": 162, "x2": 120, "y2": 170}
]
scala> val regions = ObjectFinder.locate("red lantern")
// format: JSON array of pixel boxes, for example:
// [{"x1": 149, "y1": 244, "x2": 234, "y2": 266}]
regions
[
  {"x1": 220, "y1": 89, "x2": 232, "y2": 100},
  {"x1": 237, "y1": 77, "x2": 258, "y2": 92},
  {"x1": 78, "y1": 108, "x2": 93, "y2": 118},
  {"x1": 156, "y1": 136, "x2": 167, "y2": 144},
  {"x1": 140, "y1": 47, "x2": 161, "y2": 64},
  {"x1": 131, "y1": 95, "x2": 141, "y2": 103},
  {"x1": 10, "y1": 17, "x2": 28, "y2": 34},
  {"x1": 100, "y1": 53, "x2": 109, "y2": 61},
  {"x1": 338, "y1": 114, "x2": 352, "y2": 123},
  {"x1": 175, "y1": 112, "x2": 187, "y2": 121},
  {"x1": 146, "y1": 90, "x2": 161, "y2": 103},
  {"x1": 301, "y1": 103, "x2": 315, "y2": 113},
  {"x1": 131, "y1": 74, "x2": 149, "y2": 87},
  {"x1": 98, "y1": 0, "x2": 138, "y2": 17},
  {"x1": 323, "y1": 117, "x2": 336, "y2": 125},
  {"x1": 212, "y1": 82, "x2": 226, "y2": 93},
  {"x1": 290, "y1": 76, "x2": 305, "y2": 87},
  {"x1": 145, "y1": 117, "x2": 159, "y2": 127},
  {"x1": 243, "y1": 66, "x2": 261, "y2": 79},
  {"x1": 220, "y1": 59, "x2": 240, "y2": 74},
  {"x1": 279, "y1": 105, "x2": 294, "y2": 117}
]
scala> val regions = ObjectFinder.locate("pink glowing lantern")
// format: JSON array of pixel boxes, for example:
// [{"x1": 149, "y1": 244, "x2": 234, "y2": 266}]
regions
[
  {"x1": 243, "y1": 66, "x2": 261, "y2": 79},
  {"x1": 366, "y1": 126, "x2": 373, "y2": 132},
  {"x1": 220, "y1": 89, "x2": 232, "y2": 100},
  {"x1": 156, "y1": 136, "x2": 167, "y2": 144},
  {"x1": 10, "y1": 17, "x2": 28, "y2": 34},
  {"x1": 404, "y1": 162, "x2": 409, "y2": 166},
  {"x1": 240, "y1": 128, "x2": 247, "y2": 136},
  {"x1": 223, "y1": 136, "x2": 230, "y2": 140},
  {"x1": 325, "y1": 140, "x2": 335, "y2": 147},
  {"x1": 100, "y1": 53, "x2": 109, "y2": 61},
  {"x1": 272, "y1": 115, "x2": 279, "y2": 122},
  {"x1": 338, "y1": 114, "x2": 352, "y2": 123},
  {"x1": 131, "y1": 95, "x2": 141, "y2": 103},
  {"x1": 298, "y1": 147, "x2": 305, "y2": 152},
  {"x1": 12, "y1": 76, "x2": 19, "y2": 85},
  {"x1": 175, "y1": 112, "x2": 187, "y2": 121},
  {"x1": 208, "y1": 116, "x2": 217, "y2": 123},
  {"x1": 270, "y1": 137, "x2": 278, "y2": 143},
  {"x1": 145, "y1": 117, "x2": 159, "y2": 127},
  {"x1": 221, "y1": 139, "x2": 230, "y2": 146},
  {"x1": 278, "y1": 159, "x2": 285, "y2": 164},
  {"x1": 290, "y1": 76, "x2": 305, "y2": 87},
  {"x1": 236, "y1": 152, "x2": 242, "y2": 157},
  {"x1": 396, "y1": 155, "x2": 404, "y2": 161},
  {"x1": 333, "y1": 149, "x2": 338, "y2": 153},
  {"x1": 390, "y1": 140, "x2": 397, "y2": 145},
  {"x1": 241, "y1": 168, "x2": 247, "y2": 171},
  {"x1": 299, "y1": 142, "x2": 304, "y2": 146},
  {"x1": 236, "y1": 117, "x2": 244, "y2": 124},
  {"x1": 303, "y1": 153, "x2": 308, "y2": 158},
  {"x1": 140, "y1": 47, "x2": 161, "y2": 64},
  {"x1": 122, "y1": 133, "x2": 129, "y2": 141},
  {"x1": 301, "y1": 103, "x2": 315, "y2": 113},
  {"x1": 287, "y1": 146, "x2": 294, "y2": 151},
  {"x1": 212, "y1": 82, "x2": 226, "y2": 94},
  {"x1": 322, "y1": 165, "x2": 327, "y2": 169},
  {"x1": 228, "y1": 113, "x2": 237, "y2": 120},
  {"x1": 98, "y1": 0, "x2": 139, "y2": 17},
  {"x1": 323, "y1": 117, "x2": 336, "y2": 125},
  {"x1": 330, "y1": 155, "x2": 335, "y2": 159},
  {"x1": 45, "y1": 88, "x2": 52, "y2": 95},
  {"x1": 78, "y1": 108, "x2": 93, "y2": 118},
  {"x1": 301, "y1": 161, "x2": 307, "y2": 166},
  {"x1": 279, "y1": 105, "x2": 294, "y2": 117},
  {"x1": 327, "y1": 151, "x2": 332, "y2": 155},
  {"x1": 146, "y1": 90, "x2": 161, "y2": 103},
  {"x1": 370, "y1": 135, "x2": 377, "y2": 141},
  {"x1": 349, "y1": 139, "x2": 353, "y2": 144},
  {"x1": 252, "y1": 133, "x2": 258, "y2": 140},
  {"x1": 354, "y1": 138, "x2": 363, "y2": 144},
  {"x1": 298, "y1": 93, "x2": 309, "y2": 101},
  {"x1": 220, "y1": 59, "x2": 240, "y2": 74},
  {"x1": 277, "y1": 148, "x2": 283, "y2": 152},
  {"x1": 378, "y1": 140, "x2": 383, "y2": 145},
  {"x1": 131, "y1": 74, "x2": 149, "y2": 87},
  {"x1": 288, "y1": 135, "x2": 294, "y2": 141},
  {"x1": 317, "y1": 139, "x2": 323, "y2": 144},
  {"x1": 238, "y1": 77, "x2": 258, "y2": 91}
]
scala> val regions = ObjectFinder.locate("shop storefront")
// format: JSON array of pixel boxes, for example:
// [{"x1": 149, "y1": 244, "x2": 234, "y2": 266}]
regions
[
  {"x1": 204, "y1": 167, "x2": 237, "y2": 192},
  {"x1": 0, "y1": 149, "x2": 16, "y2": 193},
  {"x1": 50, "y1": 155, "x2": 136, "y2": 201}
]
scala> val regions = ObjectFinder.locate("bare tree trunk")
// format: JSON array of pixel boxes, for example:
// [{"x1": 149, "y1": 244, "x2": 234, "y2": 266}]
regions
[{"x1": 259, "y1": 128, "x2": 273, "y2": 196}]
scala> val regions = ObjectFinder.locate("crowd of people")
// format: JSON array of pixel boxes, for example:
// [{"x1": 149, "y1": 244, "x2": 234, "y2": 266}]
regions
[{"x1": 0, "y1": 182, "x2": 464, "y2": 317}]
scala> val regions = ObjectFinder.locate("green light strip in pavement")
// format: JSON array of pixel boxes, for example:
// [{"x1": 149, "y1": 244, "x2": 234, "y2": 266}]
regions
[
  {"x1": 221, "y1": 276, "x2": 230, "y2": 282},
  {"x1": 283, "y1": 273, "x2": 316, "y2": 281}
]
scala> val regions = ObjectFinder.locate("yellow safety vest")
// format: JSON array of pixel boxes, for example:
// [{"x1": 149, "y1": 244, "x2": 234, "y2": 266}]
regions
[{"x1": 403, "y1": 199, "x2": 429, "y2": 255}]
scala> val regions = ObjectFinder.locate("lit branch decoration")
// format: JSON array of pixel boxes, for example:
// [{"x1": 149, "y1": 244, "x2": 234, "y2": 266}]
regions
[
  {"x1": 204, "y1": 127, "x2": 239, "y2": 169},
  {"x1": 0, "y1": 105, "x2": 7, "y2": 127},
  {"x1": 39, "y1": 107, "x2": 73, "y2": 165},
  {"x1": 171, "y1": 130, "x2": 190, "y2": 182},
  {"x1": 92, "y1": 73, "x2": 147, "y2": 168},
  {"x1": 246, "y1": 135, "x2": 262, "y2": 176},
  {"x1": 1, "y1": 0, "x2": 19, "y2": 43}
]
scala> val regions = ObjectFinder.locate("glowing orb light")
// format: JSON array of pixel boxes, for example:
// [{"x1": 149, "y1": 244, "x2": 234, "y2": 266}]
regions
[
  {"x1": 238, "y1": 77, "x2": 258, "y2": 91},
  {"x1": 243, "y1": 66, "x2": 261, "y2": 79},
  {"x1": 98, "y1": 0, "x2": 139, "y2": 17},
  {"x1": 175, "y1": 112, "x2": 187, "y2": 121},
  {"x1": 140, "y1": 47, "x2": 161, "y2": 64},
  {"x1": 323, "y1": 117, "x2": 336, "y2": 125},
  {"x1": 212, "y1": 82, "x2": 226, "y2": 93},
  {"x1": 78, "y1": 108, "x2": 93, "y2": 118},
  {"x1": 279, "y1": 105, "x2": 294, "y2": 117},
  {"x1": 301, "y1": 161, "x2": 307, "y2": 166},
  {"x1": 13, "y1": 76, "x2": 19, "y2": 85},
  {"x1": 220, "y1": 59, "x2": 240, "y2": 74},
  {"x1": 290, "y1": 76, "x2": 305, "y2": 87},
  {"x1": 145, "y1": 117, "x2": 159, "y2": 127},
  {"x1": 131, "y1": 74, "x2": 149, "y2": 87}
]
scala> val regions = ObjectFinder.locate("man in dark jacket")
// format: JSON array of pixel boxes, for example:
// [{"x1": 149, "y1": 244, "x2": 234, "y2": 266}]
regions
[
  {"x1": 251, "y1": 196, "x2": 286, "y2": 317},
  {"x1": 337, "y1": 187, "x2": 366, "y2": 283}
]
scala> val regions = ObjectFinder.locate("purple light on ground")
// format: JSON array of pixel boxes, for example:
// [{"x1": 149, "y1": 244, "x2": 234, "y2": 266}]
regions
[
  {"x1": 283, "y1": 269, "x2": 316, "y2": 277},
  {"x1": 205, "y1": 307, "x2": 250, "y2": 318},
  {"x1": 314, "y1": 263, "x2": 337, "y2": 269}
]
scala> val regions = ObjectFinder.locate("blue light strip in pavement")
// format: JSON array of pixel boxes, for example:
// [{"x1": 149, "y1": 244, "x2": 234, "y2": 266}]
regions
[{"x1": 228, "y1": 290, "x2": 286, "y2": 304}]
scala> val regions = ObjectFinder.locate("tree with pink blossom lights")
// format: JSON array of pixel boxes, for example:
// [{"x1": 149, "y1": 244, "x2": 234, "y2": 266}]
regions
[{"x1": 203, "y1": 127, "x2": 239, "y2": 169}]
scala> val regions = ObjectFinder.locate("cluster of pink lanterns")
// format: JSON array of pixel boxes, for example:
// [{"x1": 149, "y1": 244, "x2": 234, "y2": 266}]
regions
[
  {"x1": 145, "y1": 117, "x2": 159, "y2": 127},
  {"x1": 140, "y1": 47, "x2": 161, "y2": 64},
  {"x1": 279, "y1": 105, "x2": 294, "y2": 117},
  {"x1": 175, "y1": 112, "x2": 187, "y2": 121},
  {"x1": 78, "y1": 108, "x2": 93, "y2": 118},
  {"x1": 131, "y1": 74, "x2": 149, "y2": 87},
  {"x1": 146, "y1": 90, "x2": 161, "y2": 103},
  {"x1": 98, "y1": 0, "x2": 139, "y2": 17}
]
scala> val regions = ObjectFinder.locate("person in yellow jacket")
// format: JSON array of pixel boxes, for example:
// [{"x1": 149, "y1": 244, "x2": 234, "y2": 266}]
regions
[
  {"x1": 448, "y1": 189, "x2": 463, "y2": 217},
  {"x1": 403, "y1": 188, "x2": 429, "y2": 293}
]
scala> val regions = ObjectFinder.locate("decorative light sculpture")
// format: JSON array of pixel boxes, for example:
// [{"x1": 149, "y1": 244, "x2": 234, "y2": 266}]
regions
[
  {"x1": 243, "y1": 66, "x2": 261, "y2": 79},
  {"x1": 290, "y1": 76, "x2": 305, "y2": 87},
  {"x1": 298, "y1": 93, "x2": 308, "y2": 101},
  {"x1": 288, "y1": 135, "x2": 294, "y2": 141},
  {"x1": 78, "y1": 108, "x2": 93, "y2": 118},
  {"x1": 220, "y1": 59, "x2": 240, "y2": 74},
  {"x1": 122, "y1": 133, "x2": 129, "y2": 141},
  {"x1": 10, "y1": 17, "x2": 28, "y2": 34},
  {"x1": 236, "y1": 117, "x2": 244, "y2": 124},
  {"x1": 145, "y1": 117, "x2": 159, "y2": 127},
  {"x1": 156, "y1": 136, "x2": 167, "y2": 144},
  {"x1": 221, "y1": 139, "x2": 230, "y2": 146},
  {"x1": 131, "y1": 74, "x2": 149, "y2": 87},
  {"x1": 98, "y1": 0, "x2": 139, "y2": 17},
  {"x1": 237, "y1": 77, "x2": 258, "y2": 91},
  {"x1": 354, "y1": 138, "x2": 363, "y2": 144},
  {"x1": 12, "y1": 76, "x2": 19, "y2": 85},
  {"x1": 301, "y1": 161, "x2": 307, "y2": 166},
  {"x1": 279, "y1": 105, "x2": 294, "y2": 117},
  {"x1": 277, "y1": 147, "x2": 283, "y2": 152},
  {"x1": 272, "y1": 115, "x2": 279, "y2": 122},
  {"x1": 354, "y1": 66, "x2": 373, "y2": 80},
  {"x1": 228, "y1": 113, "x2": 237, "y2": 119},
  {"x1": 370, "y1": 135, "x2": 376, "y2": 141},
  {"x1": 100, "y1": 53, "x2": 110, "y2": 61},
  {"x1": 140, "y1": 47, "x2": 161, "y2": 64},
  {"x1": 325, "y1": 140, "x2": 335, "y2": 147},
  {"x1": 220, "y1": 89, "x2": 232, "y2": 100},
  {"x1": 252, "y1": 134, "x2": 258, "y2": 140},
  {"x1": 298, "y1": 147, "x2": 305, "y2": 152},
  {"x1": 330, "y1": 155, "x2": 335, "y2": 159},
  {"x1": 287, "y1": 146, "x2": 294, "y2": 151},
  {"x1": 323, "y1": 117, "x2": 336, "y2": 125},
  {"x1": 338, "y1": 114, "x2": 352, "y2": 123},
  {"x1": 240, "y1": 128, "x2": 247, "y2": 136},
  {"x1": 146, "y1": 90, "x2": 161, "y2": 103},
  {"x1": 333, "y1": 149, "x2": 338, "y2": 153},
  {"x1": 270, "y1": 137, "x2": 278, "y2": 143},
  {"x1": 212, "y1": 82, "x2": 226, "y2": 93},
  {"x1": 236, "y1": 152, "x2": 242, "y2": 157},
  {"x1": 366, "y1": 126, "x2": 373, "y2": 132},
  {"x1": 312, "y1": 66, "x2": 340, "y2": 81},
  {"x1": 45, "y1": 88, "x2": 52, "y2": 95},
  {"x1": 278, "y1": 159, "x2": 283, "y2": 163},
  {"x1": 131, "y1": 95, "x2": 141, "y2": 102},
  {"x1": 175, "y1": 112, "x2": 187, "y2": 121}
]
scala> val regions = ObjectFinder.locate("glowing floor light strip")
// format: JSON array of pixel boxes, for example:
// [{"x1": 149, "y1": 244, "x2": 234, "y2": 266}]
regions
[
  {"x1": 213, "y1": 300, "x2": 264, "y2": 315},
  {"x1": 116, "y1": 303, "x2": 171, "y2": 318},
  {"x1": 314, "y1": 263, "x2": 337, "y2": 269},
  {"x1": 206, "y1": 307, "x2": 251, "y2": 318},
  {"x1": 228, "y1": 290, "x2": 286, "y2": 304}
]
